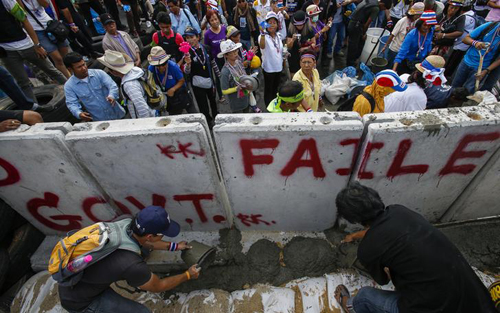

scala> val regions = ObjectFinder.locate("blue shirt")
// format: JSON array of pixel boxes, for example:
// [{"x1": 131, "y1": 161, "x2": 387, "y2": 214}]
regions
[
  {"x1": 464, "y1": 22, "x2": 500, "y2": 69},
  {"x1": 170, "y1": 8, "x2": 201, "y2": 35},
  {"x1": 394, "y1": 27, "x2": 434, "y2": 64},
  {"x1": 148, "y1": 61, "x2": 185, "y2": 90},
  {"x1": 64, "y1": 69, "x2": 124, "y2": 121}
]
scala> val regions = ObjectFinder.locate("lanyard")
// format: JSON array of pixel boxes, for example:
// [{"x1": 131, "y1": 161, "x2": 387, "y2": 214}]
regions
[
  {"x1": 269, "y1": 34, "x2": 281, "y2": 55},
  {"x1": 155, "y1": 66, "x2": 168, "y2": 91},
  {"x1": 191, "y1": 45, "x2": 207, "y2": 70},
  {"x1": 417, "y1": 31, "x2": 428, "y2": 57}
]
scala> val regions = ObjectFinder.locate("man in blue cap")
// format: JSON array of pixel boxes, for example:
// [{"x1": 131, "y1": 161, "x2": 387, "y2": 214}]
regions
[{"x1": 58, "y1": 206, "x2": 200, "y2": 313}]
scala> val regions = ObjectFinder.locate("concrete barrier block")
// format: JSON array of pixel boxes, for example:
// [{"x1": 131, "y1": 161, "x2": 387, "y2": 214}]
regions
[
  {"x1": 285, "y1": 277, "x2": 327, "y2": 313},
  {"x1": 0, "y1": 123, "x2": 119, "y2": 235},
  {"x1": 351, "y1": 107, "x2": 500, "y2": 222},
  {"x1": 213, "y1": 113, "x2": 364, "y2": 231},
  {"x1": 65, "y1": 115, "x2": 230, "y2": 231}
]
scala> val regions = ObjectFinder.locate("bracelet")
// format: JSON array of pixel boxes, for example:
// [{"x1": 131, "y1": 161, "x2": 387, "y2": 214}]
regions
[
  {"x1": 185, "y1": 271, "x2": 191, "y2": 280},
  {"x1": 168, "y1": 242, "x2": 178, "y2": 251},
  {"x1": 472, "y1": 40, "x2": 479, "y2": 48},
  {"x1": 69, "y1": 23, "x2": 76, "y2": 26}
]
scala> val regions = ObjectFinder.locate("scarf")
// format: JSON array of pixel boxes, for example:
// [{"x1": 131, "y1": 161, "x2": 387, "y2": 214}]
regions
[
  {"x1": 421, "y1": 59, "x2": 446, "y2": 86},
  {"x1": 225, "y1": 59, "x2": 248, "y2": 98},
  {"x1": 235, "y1": 5, "x2": 256, "y2": 32}
]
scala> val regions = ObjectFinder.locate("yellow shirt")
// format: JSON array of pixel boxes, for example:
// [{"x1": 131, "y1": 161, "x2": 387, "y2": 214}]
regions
[
  {"x1": 293, "y1": 69, "x2": 320, "y2": 112},
  {"x1": 352, "y1": 82, "x2": 395, "y2": 117}
]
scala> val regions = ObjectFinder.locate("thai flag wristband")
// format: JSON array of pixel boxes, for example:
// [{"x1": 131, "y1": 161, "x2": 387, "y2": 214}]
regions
[{"x1": 169, "y1": 242, "x2": 178, "y2": 251}]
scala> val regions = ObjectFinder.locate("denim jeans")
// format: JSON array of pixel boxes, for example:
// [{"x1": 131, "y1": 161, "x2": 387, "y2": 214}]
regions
[
  {"x1": 385, "y1": 49, "x2": 398, "y2": 67},
  {"x1": 68, "y1": 288, "x2": 151, "y2": 313},
  {"x1": 347, "y1": 287, "x2": 400, "y2": 313},
  {"x1": 0, "y1": 66, "x2": 34, "y2": 110},
  {"x1": 451, "y1": 60, "x2": 477, "y2": 94},
  {"x1": 481, "y1": 64, "x2": 500, "y2": 91},
  {"x1": 327, "y1": 22, "x2": 346, "y2": 54},
  {"x1": 0, "y1": 47, "x2": 66, "y2": 103}
]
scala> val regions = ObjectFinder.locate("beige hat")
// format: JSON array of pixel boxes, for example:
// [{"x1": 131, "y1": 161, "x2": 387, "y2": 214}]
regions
[
  {"x1": 416, "y1": 55, "x2": 446, "y2": 73},
  {"x1": 148, "y1": 46, "x2": 171, "y2": 66},
  {"x1": 217, "y1": 40, "x2": 242, "y2": 58},
  {"x1": 97, "y1": 50, "x2": 134, "y2": 75},
  {"x1": 306, "y1": 4, "x2": 322, "y2": 16},
  {"x1": 408, "y1": 2, "x2": 424, "y2": 15}
]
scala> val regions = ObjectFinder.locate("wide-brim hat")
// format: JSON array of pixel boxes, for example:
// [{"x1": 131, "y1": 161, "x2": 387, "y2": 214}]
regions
[
  {"x1": 408, "y1": 2, "x2": 424, "y2": 15},
  {"x1": 97, "y1": 50, "x2": 134, "y2": 75},
  {"x1": 292, "y1": 10, "x2": 307, "y2": 25},
  {"x1": 148, "y1": 46, "x2": 171, "y2": 66},
  {"x1": 306, "y1": 4, "x2": 322, "y2": 16},
  {"x1": 217, "y1": 40, "x2": 242, "y2": 58},
  {"x1": 376, "y1": 69, "x2": 407, "y2": 92},
  {"x1": 416, "y1": 55, "x2": 446, "y2": 73}
]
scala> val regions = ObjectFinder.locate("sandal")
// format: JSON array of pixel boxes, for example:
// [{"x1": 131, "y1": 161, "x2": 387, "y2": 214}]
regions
[{"x1": 334, "y1": 284, "x2": 351, "y2": 313}]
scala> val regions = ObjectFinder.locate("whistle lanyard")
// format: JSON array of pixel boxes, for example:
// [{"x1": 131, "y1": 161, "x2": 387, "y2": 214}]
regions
[
  {"x1": 416, "y1": 31, "x2": 428, "y2": 58},
  {"x1": 190, "y1": 45, "x2": 207, "y2": 70}
]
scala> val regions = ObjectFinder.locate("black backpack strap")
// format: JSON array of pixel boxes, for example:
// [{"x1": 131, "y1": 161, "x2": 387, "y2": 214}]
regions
[
  {"x1": 22, "y1": 0, "x2": 46, "y2": 29},
  {"x1": 361, "y1": 91, "x2": 376, "y2": 113}
]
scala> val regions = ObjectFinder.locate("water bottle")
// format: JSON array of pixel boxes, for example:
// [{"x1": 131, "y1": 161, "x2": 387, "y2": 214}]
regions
[{"x1": 67, "y1": 255, "x2": 93, "y2": 272}]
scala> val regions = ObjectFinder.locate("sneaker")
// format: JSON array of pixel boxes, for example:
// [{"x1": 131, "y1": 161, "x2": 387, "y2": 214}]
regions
[
  {"x1": 335, "y1": 51, "x2": 345, "y2": 57},
  {"x1": 250, "y1": 105, "x2": 262, "y2": 113},
  {"x1": 326, "y1": 52, "x2": 333, "y2": 58}
]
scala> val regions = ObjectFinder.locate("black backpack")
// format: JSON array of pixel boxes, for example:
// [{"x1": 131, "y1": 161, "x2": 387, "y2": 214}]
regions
[{"x1": 337, "y1": 86, "x2": 376, "y2": 113}]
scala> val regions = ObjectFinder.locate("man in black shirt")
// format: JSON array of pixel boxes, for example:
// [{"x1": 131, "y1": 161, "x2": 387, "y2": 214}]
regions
[
  {"x1": 58, "y1": 206, "x2": 200, "y2": 313},
  {"x1": 333, "y1": 182, "x2": 497, "y2": 313}
]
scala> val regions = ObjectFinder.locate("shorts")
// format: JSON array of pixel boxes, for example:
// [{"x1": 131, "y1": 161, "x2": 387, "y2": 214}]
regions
[
  {"x1": 35, "y1": 30, "x2": 69, "y2": 53},
  {"x1": 0, "y1": 110, "x2": 24, "y2": 123}
]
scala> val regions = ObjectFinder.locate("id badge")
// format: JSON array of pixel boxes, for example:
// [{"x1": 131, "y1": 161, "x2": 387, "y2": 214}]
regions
[{"x1": 240, "y1": 17, "x2": 247, "y2": 28}]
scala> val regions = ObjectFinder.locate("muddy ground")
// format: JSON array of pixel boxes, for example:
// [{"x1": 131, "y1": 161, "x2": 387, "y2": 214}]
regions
[{"x1": 163, "y1": 218, "x2": 500, "y2": 298}]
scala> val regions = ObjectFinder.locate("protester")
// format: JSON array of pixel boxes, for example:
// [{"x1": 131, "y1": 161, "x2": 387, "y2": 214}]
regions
[
  {"x1": 307, "y1": 4, "x2": 331, "y2": 49},
  {"x1": 75, "y1": 0, "x2": 105, "y2": 36},
  {"x1": 333, "y1": 182, "x2": 498, "y2": 313},
  {"x1": 387, "y1": 0, "x2": 411, "y2": 27},
  {"x1": 260, "y1": 12, "x2": 284, "y2": 106},
  {"x1": 121, "y1": 0, "x2": 142, "y2": 38},
  {"x1": 381, "y1": 2, "x2": 424, "y2": 66},
  {"x1": 393, "y1": 11, "x2": 437, "y2": 74},
  {"x1": 384, "y1": 72, "x2": 427, "y2": 112},
  {"x1": 227, "y1": 26, "x2": 259, "y2": 72},
  {"x1": 271, "y1": 0, "x2": 289, "y2": 39},
  {"x1": 167, "y1": 0, "x2": 201, "y2": 35},
  {"x1": 0, "y1": 0, "x2": 67, "y2": 104},
  {"x1": 98, "y1": 50, "x2": 157, "y2": 119},
  {"x1": 433, "y1": 0, "x2": 465, "y2": 55},
  {"x1": 353, "y1": 69, "x2": 407, "y2": 116},
  {"x1": 486, "y1": 0, "x2": 500, "y2": 21},
  {"x1": 254, "y1": 0, "x2": 273, "y2": 25},
  {"x1": 220, "y1": 40, "x2": 251, "y2": 112},
  {"x1": 148, "y1": 46, "x2": 190, "y2": 115},
  {"x1": 184, "y1": 27, "x2": 219, "y2": 124},
  {"x1": 301, "y1": 0, "x2": 327, "y2": 20},
  {"x1": 152, "y1": 12, "x2": 185, "y2": 63},
  {"x1": 204, "y1": 9, "x2": 227, "y2": 71},
  {"x1": 293, "y1": 50, "x2": 319, "y2": 111},
  {"x1": 57, "y1": 206, "x2": 200, "y2": 313},
  {"x1": 233, "y1": 0, "x2": 259, "y2": 48},
  {"x1": 267, "y1": 80, "x2": 307, "y2": 112},
  {"x1": 200, "y1": 0, "x2": 229, "y2": 30},
  {"x1": 101, "y1": 14, "x2": 141, "y2": 67},
  {"x1": 326, "y1": 0, "x2": 356, "y2": 58},
  {"x1": 474, "y1": 0, "x2": 490, "y2": 18},
  {"x1": 451, "y1": 20, "x2": 500, "y2": 93},
  {"x1": 63, "y1": 52, "x2": 124, "y2": 121},
  {"x1": 20, "y1": 0, "x2": 71, "y2": 79},
  {"x1": 346, "y1": 0, "x2": 392, "y2": 67},
  {"x1": 287, "y1": 11, "x2": 316, "y2": 76}
]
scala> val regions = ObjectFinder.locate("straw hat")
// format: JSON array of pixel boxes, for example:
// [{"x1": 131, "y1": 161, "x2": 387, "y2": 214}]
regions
[
  {"x1": 306, "y1": 4, "x2": 322, "y2": 16},
  {"x1": 416, "y1": 55, "x2": 446, "y2": 73},
  {"x1": 148, "y1": 46, "x2": 171, "y2": 66},
  {"x1": 408, "y1": 2, "x2": 424, "y2": 15},
  {"x1": 217, "y1": 40, "x2": 242, "y2": 58},
  {"x1": 97, "y1": 50, "x2": 134, "y2": 75}
]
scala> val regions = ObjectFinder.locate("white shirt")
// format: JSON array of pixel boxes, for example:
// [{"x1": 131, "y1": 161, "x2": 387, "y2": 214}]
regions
[
  {"x1": 390, "y1": 0, "x2": 409, "y2": 19},
  {"x1": 0, "y1": 0, "x2": 33, "y2": 50},
  {"x1": 384, "y1": 74, "x2": 427, "y2": 113},
  {"x1": 332, "y1": 0, "x2": 344, "y2": 23},
  {"x1": 389, "y1": 17, "x2": 412, "y2": 52},
  {"x1": 23, "y1": 0, "x2": 53, "y2": 31},
  {"x1": 254, "y1": 0, "x2": 272, "y2": 25},
  {"x1": 259, "y1": 33, "x2": 283, "y2": 72},
  {"x1": 454, "y1": 11, "x2": 477, "y2": 51},
  {"x1": 277, "y1": 12, "x2": 287, "y2": 39}
]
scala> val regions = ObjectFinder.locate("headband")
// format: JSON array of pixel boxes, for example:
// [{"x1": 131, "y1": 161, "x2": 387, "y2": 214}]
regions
[
  {"x1": 421, "y1": 59, "x2": 447, "y2": 86},
  {"x1": 276, "y1": 89, "x2": 305, "y2": 109},
  {"x1": 301, "y1": 53, "x2": 316, "y2": 60}
]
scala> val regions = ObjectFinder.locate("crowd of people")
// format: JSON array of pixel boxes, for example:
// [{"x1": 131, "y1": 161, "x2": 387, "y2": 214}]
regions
[{"x1": 0, "y1": 0, "x2": 499, "y2": 129}]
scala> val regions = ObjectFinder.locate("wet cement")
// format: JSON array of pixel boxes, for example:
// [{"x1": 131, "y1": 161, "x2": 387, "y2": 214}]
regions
[{"x1": 164, "y1": 218, "x2": 500, "y2": 297}]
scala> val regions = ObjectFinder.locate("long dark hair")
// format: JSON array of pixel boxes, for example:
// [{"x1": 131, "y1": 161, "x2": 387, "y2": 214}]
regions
[{"x1": 408, "y1": 70, "x2": 427, "y2": 89}]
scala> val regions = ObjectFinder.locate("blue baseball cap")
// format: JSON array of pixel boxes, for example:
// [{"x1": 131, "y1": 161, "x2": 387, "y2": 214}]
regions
[{"x1": 134, "y1": 206, "x2": 180, "y2": 237}]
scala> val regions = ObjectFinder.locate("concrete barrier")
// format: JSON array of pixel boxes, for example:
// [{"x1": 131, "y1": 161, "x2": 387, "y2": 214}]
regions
[
  {"x1": 213, "y1": 113, "x2": 364, "y2": 231},
  {"x1": 351, "y1": 107, "x2": 500, "y2": 222},
  {"x1": 65, "y1": 115, "x2": 231, "y2": 231},
  {"x1": 0, "y1": 123, "x2": 119, "y2": 235}
]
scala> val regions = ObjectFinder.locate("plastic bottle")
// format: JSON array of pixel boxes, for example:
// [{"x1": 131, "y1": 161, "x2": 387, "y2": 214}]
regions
[{"x1": 67, "y1": 255, "x2": 93, "y2": 272}]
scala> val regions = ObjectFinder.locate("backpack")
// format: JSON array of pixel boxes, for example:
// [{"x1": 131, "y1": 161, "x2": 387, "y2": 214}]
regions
[
  {"x1": 48, "y1": 218, "x2": 141, "y2": 287},
  {"x1": 337, "y1": 86, "x2": 376, "y2": 112},
  {"x1": 122, "y1": 69, "x2": 167, "y2": 111}
]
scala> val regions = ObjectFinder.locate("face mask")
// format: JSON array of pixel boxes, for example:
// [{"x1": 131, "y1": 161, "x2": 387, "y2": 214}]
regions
[{"x1": 312, "y1": 15, "x2": 319, "y2": 22}]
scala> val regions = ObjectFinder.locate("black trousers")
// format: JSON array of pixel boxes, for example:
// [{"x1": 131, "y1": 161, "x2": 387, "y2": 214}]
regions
[
  {"x1": 121, "y1": 0, "x2": 141, "y2": 34},
  {"x1": 103, "y1": 0, "x2": 125, "y2": 28},
  {"x1": 445, "y1": 49, "x2": 465, "y2": 78},
  {"x1": 192, "y1": 85, "x2": 218, "y2": 123},
  {"x1": 347, "y1": 20, "x2": 363, "y2": 67},
  {"x1": 263, "y1": 70, "x2": 281, "y2": 107},
  {"x1": 78, "y1": 0, "x2": 105, "y2": 36}
]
